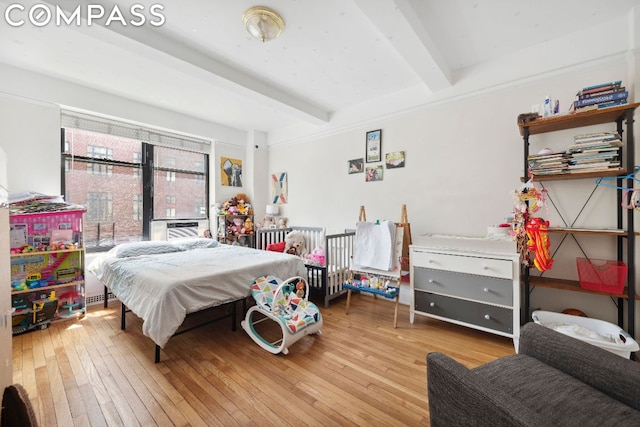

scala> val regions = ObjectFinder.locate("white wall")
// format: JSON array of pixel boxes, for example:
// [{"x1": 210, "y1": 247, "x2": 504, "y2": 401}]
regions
[
  {"x1": 268, "y1": 54, "x2": 640, "y2": 333},
  {"x1": 0, "y1": 93, "x2": 60, "y2": 194}
]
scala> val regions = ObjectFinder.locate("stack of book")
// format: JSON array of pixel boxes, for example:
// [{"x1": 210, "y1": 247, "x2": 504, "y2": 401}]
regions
[
  {"x1": 528, "y1": 151, "x2": 569, "y2": 175},
  {"x1": 528, "y1": 132, "x2": 623, "y2": 176},
  {"x1": 574, "y1": 81, "x2": 628, "y2": 113},
  {"x1": 566, "y1": 132, "x2": 622, "y2": 172}
]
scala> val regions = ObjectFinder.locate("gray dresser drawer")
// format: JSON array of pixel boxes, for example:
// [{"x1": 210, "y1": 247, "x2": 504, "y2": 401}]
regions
[
  {"x1": 413, "y1": 267, "x2": 513, "y2": 306},
  {"x1": 411, "y1": 250, "x2": 513, "y2": 279},
  {"x1": 414, "y1": 291, "x2": 513, "y2": 334}
]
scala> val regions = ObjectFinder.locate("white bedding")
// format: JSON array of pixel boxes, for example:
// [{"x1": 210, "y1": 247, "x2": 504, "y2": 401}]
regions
[{"x1": 88, "y1": 243, "x2": 307, "y2": 347}]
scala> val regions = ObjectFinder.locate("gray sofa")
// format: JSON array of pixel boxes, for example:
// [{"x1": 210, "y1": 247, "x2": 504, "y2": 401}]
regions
[{"x1": 427, "y1": 322, "x2": 640, "y2": 426}]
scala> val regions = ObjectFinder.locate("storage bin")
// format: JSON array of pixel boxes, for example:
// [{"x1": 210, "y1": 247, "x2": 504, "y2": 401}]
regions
[
  {"x1": 576, "y1": 258, "x2": 627, "y2": 294},
  {"x1": 532, "y1": 310, "x2": 639, "y2": 358}
]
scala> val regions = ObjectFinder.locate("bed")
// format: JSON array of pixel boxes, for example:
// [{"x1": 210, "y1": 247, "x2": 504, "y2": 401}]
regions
[
  {"x1": 255, "y1": 226, "x2": 355, "y2": 307},
  {"x1": 88, "y1": 238, "x2": 307, "y2": 362}
]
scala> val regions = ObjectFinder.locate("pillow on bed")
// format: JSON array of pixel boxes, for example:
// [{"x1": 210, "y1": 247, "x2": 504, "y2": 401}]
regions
[
  {"x1": 114, "y1": 241, "x2": 183, "y2": 258},
  {"x1": 266, "y1": 241, "x2": 286, "y2": 252},
  {"x1": 171, "y1": 238, "x2": 220, "y2": 251}
]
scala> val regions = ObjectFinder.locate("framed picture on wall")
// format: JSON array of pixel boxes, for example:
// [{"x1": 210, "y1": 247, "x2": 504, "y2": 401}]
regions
[
  {"x1": 366, "y1": 129, "x2": 382, "y2": 163},
  {"x1": 348, "y1": 158, "x2": 364, "y2": 174},
  {"x1": 385, "y1": 151, "x2": 405, "y2": 169},
  {"x1": 365, "y1": 165, "x2": 383, "y2": 182},
  {"x1": 221, "y1": 157, "x2": 243, "y2": 187}
]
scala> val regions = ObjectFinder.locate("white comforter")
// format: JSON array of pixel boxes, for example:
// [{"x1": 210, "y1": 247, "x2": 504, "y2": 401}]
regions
[{"x1": 88, "y1": 244, "x2": 306, "y2": 347}]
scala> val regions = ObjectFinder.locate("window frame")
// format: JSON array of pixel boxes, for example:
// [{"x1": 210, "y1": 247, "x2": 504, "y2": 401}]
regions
[{"x1": 61, "y1": 128, "x2": 210, "y2": 252}]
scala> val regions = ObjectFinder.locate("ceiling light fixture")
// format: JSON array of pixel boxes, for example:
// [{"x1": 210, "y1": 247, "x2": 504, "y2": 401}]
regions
[{"x1": 242, "y1": 6, "x2": 285, "y2": 42}]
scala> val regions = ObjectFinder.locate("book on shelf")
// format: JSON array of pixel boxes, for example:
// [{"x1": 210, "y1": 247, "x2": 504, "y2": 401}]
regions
[
  {"x1": 577, "y1": 86, "x2": 625, "y2": 101},
  {"x1": 572, "y1": 132, "x2": 620, "y2": 143},
  {"x1": 574, "y1": 99, "x2": 628, "y2": 113},
  {"x1": 567, "y1": 141, "x2": 622, "y2": 152},
  {"x1": 574, "y1": 91, "x2": 628, "y2": 108},
  {"x1": 576, "y1": 80, "x2": 622, "y2": 96}
]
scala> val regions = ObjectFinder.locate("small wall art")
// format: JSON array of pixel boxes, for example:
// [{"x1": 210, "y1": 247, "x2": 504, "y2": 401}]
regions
[
  {"x1": 385, "y1": 151, "x2": 405, "y2": 169},
  {"x1": 348, "y1": 158, "x2": 364, "y2": 174},
  {"x1": 365, "y1": 165, "x2": 383, "y2": 182},
  {"x1": 221, "y1": 157, "x2": 243, "y2": 187},
  {"x1": 366, "y1": 129, "x2": 382, "y2": 163},
  {"x1": 271, "y1": 172, "x2": 288, "y2": 204}
]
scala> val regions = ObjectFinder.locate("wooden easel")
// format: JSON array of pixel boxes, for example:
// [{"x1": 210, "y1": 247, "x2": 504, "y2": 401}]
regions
[
  {"x1": 345, "y1": 205, "x2": 410, "y2": 327},
  {"x1": 397, "y1": 204, "x2": 412, "y2": 272}
]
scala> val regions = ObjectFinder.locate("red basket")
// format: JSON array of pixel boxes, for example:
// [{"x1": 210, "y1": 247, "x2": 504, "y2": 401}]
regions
[{"x1": 576, "y1": 258, "x2": 627, "y2": 294}]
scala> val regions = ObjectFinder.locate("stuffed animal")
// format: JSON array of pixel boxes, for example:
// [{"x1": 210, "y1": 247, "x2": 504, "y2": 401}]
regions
[
  {"x1": 284, "y1": 231, "x2": 308, "y2": 257},
  {"x1": 232, "y1": 217, "x2": 245, "y2": 235},
  {"x1": 278, "y1": 217, "x2": 288, "y2": 228},
  {"x1": 244, "y1": 217, "x2": 254, "y2": 234},
  {"x1": 261, "y1": 216, "x2": 275, "y2": 229},
  {"x1": 307, "y1": 246, "x2": 325, "y2": 266}
]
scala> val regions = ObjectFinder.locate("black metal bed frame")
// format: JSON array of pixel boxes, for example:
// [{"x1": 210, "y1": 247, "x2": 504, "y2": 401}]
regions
[{"x1": 104, "y1": 285, "x2": 245, "y2": 363}]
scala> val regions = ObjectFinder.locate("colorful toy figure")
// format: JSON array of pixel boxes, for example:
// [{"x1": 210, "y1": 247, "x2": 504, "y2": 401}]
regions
[{"x1": 295, "y1": 281, "x2": 305, "y2": 298}]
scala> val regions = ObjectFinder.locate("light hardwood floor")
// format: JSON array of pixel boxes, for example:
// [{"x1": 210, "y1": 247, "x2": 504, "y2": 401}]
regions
[{"x1": 12, "y1": 294, "x2": 515, "y2": 426}]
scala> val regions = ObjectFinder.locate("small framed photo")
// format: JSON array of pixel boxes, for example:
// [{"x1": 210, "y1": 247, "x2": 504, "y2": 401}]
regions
[
  {"x1": 348, "y1": 158, "x2": 364, "y2": 174},
  {"x1": 366, "y1": 129, "x2": 382, "y2": 163},
  {"x1": 385, "y1": 151, "x2": 405, "y2": 169},
  {"x1": 365, "y1": 165, "x2": 383, "y2": 182}
]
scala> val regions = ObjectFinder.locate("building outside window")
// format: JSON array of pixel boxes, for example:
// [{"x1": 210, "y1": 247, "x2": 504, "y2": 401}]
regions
[{"x1": 62, "y1": 123, "x2": 209, "y2": 251}]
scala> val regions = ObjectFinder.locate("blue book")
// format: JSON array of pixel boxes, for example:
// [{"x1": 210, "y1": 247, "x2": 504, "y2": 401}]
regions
[{"x1": 574, "y1": 91, "x2": 628, "y2": 108}]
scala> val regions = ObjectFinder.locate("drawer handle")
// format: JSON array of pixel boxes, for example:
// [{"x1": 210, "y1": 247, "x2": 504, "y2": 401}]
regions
[
  {"x1": 482, "y1": 265, "x2": 489, "y2": 270},
  {"x1": 429, "y1": 279, "x2": 434, "y2": 283},
  {"x1": 483, "y1": 287, "x2": 489, "y2": 293},
  {"x1": 484, "y1": 314, "x2": 491, "y2": 320},
  {"x1": 429, "y1": 302, "x2": 435, "y2": 307}
]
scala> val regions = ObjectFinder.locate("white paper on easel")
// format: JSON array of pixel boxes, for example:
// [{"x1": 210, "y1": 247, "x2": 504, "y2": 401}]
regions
[{"x1": 353, "y1": 220, "x2": 396, "y2": 271}]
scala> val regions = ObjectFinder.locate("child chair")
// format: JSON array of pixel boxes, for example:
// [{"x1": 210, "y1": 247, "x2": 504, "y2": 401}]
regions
[{"x1": 241, "y1": 275, "x2": 323, "y2": 354}]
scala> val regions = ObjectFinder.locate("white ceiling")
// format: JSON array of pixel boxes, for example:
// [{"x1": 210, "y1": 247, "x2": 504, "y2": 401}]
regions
[{"x1": 1, "y1": 0, "x2": 640, "y2": 138}]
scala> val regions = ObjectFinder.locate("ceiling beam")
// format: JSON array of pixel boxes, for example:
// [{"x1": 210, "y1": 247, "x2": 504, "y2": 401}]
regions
[
  {"x1": 49, "y1": 0, "x2": 331, "y2": 125},
  {"x1": 352, "y1": 0, "x2": 452, "y2": 92}
]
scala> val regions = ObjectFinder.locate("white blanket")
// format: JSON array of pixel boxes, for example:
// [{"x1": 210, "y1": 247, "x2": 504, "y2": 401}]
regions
[
  {"x1": 353, "y1": 220, "x2": 396, "y2": 271},
  {"x1": 88, "y1": 244, "x2": 306, "y2": 347}
]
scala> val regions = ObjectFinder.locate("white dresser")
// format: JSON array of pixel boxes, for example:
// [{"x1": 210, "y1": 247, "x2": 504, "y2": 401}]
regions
[{"x1": 410, "y1": 235, "x2": 521, "y2": 345}]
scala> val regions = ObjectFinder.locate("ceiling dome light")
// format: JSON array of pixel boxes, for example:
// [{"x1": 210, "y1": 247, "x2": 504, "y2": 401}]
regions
[{"x1": 242, "y1": 6, "x2": 285, "y2": 42}]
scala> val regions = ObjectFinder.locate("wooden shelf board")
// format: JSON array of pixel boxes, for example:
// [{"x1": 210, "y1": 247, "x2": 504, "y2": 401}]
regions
[
  {"x1": 518, "y1": 102, "x2": 640, "y2": 135},
  {"x1": 11, "y1": 280, "x2": 85, "y2": 295},
  {"x1": 547, "y1": 227, "x2": 627, "y2": 236},
  {"x1": 530, "y1": 168, "x2": 626, "y2": 182},
  {"x1": 529, "y1": 276, "x2": 639, "y2": 300},
  {"x1": 10, "y1": 247, "x2": 83, "y2": 258}
]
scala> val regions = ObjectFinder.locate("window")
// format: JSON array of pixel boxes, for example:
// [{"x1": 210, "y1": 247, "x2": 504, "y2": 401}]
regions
[
  {"x1": 153, "y1": 146, "x2": 207, "y2": 220},
  {"x1": 133, "y1": 152, "x2": 142, "y2": 178},
  {"x1": 87, "y1": 145, "x2": 114, "y2": 176},
  {"x1": 133, "y1": 194, "x2": 142, "y2": 221},
  {"x1": 61, "y1": 116, "x2": 210, "y2": 251},
  {"x1": 87, "y1": 192, "x2": 113, "y2": 221}
]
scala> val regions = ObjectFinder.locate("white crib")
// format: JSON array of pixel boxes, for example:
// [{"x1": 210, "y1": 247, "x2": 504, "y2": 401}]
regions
[{"x1": 256, "y1": 226, "x2": 354, "y2": 307}]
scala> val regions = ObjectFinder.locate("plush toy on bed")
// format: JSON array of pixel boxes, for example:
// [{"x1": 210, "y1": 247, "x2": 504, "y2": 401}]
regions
[{"x1": 284, "y1": 231, "x2": 308, "y2": 257}]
